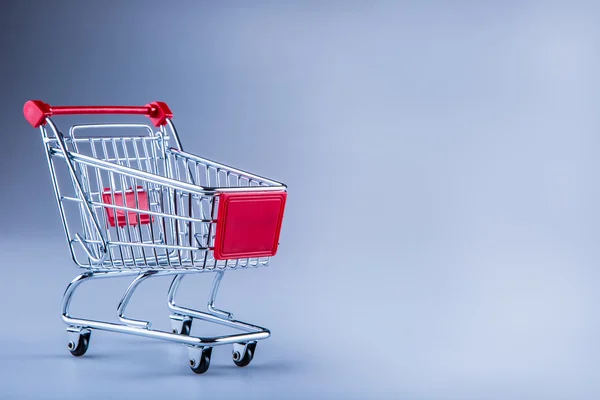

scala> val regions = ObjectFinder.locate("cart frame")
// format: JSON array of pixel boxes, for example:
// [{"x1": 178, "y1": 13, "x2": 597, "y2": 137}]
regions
[{"x1": 23, "y1": 100, "x2": 287, "y2": 374}]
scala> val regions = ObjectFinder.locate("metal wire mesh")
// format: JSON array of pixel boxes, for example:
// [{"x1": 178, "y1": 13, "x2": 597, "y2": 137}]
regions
[{"x1": 45, "y1": 123, "x2": 282, "y2": 271}]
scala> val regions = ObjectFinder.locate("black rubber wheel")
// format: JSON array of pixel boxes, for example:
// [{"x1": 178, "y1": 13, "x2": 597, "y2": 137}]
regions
[
  {"x1": 190, "y1": 347, "x2": 212, "y2": 374},
  {"x1": 233, "y1": 342, "x2": 256, "y2": 367},
  {"x1": 68, "y1": 334, "x2": 90, "y2": 357}
]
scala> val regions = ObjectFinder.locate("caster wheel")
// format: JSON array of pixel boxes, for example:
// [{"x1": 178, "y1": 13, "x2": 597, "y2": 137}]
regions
[
  {"x1": 233, "y1": 342, "x2": 256, "y2": 367},
  {"x1": 68, "y1": 332, "x2": 90, "y2": 357},
  {"x1": 190, "y1": 347, "x2": 212, "y2": 374}
]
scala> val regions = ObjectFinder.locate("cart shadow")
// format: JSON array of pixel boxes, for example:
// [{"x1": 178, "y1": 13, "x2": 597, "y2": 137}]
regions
[
  {"x1": 206, "y1": 361, "x2": 302, "y2": 374},
  {"x1": 126, "y1": 357, "x2": 305, "y2": 379},
  {"x1": 93, "y1": 359, "x2": 304, "y2": 380},
  {"x1": 6, "y1": 349, "x2": 306, "y2": 380}
]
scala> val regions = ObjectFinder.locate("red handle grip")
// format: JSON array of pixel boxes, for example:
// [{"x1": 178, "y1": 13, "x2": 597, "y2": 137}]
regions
[{"x1": 23, "y1": 100, "x2": 173, "y2": 128}]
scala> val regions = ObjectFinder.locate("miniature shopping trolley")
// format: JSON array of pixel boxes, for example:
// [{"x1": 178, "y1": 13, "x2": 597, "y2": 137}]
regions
[{"x1": 23, "y1": 100, "x2": 287, "y2": 374}]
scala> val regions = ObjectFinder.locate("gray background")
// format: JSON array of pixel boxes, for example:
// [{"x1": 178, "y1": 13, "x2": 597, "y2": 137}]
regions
[{"x1": 1, "y1": 1, "x2": 600, "y2": 399}]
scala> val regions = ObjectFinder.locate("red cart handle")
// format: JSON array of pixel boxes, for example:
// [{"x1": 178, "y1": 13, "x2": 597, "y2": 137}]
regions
[{"x1": 23, "y1": 100, "x2": 173, "y2": 128}]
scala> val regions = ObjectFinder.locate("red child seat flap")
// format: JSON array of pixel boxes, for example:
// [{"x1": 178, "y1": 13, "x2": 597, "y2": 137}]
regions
[{"x1": 102, "y1": 186, "x2": 153, "y2": 228}]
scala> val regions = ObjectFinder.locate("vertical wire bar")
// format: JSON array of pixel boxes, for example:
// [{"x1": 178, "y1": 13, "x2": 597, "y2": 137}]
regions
[
  {"x1": 172, "y1": 155, "x2": 185, "y2": 266},
  {"x1": 205, "y1": 163, "x2": 211, "y2": 190},
  {"x1": 181, "y1": 157, "x2": 194, "y2": 265},
  {"x1": 162, "y1": 151, "x2": 175, "y2": 267},
  {"x1": 103, "y1": 139, "x2": 126, "y2": 266},
  {"x1": 141, "y1": 137, "x2": 165, "y2": 265},
  {"x1": 195, "y1": 161, "x2": 209, "y2": 267},
  {"x1": 134, "y1": 137, "x2": 159, "y2": 266},
  {"x1": 69, "y1": 135, "x2": 95, "y2": 255},
  {"x1": 203, "y1": 194, "x2": 217, "y2": 271},
  {"x1": 89, "y1": 138, "x2": 115, "y2": 267},
  {"x1": 121, "y1": 138, "x2": 148, "y2": 266},
  {"x1": 160, "y1": 183, "x2": 173, "y2": 268},
  {"x1": 191, "y1": 160, "x2": 204, "y2": 267},
  {"x1": 43, "y1": 130, "x2": 78, "y2": 264},
  {"x1": 111, "y1": 137, "x2": 135, "y2": 265},
  {"x1": 187, "y1": 160, "x2": 195, "y2": 267},
  {"x1": 156, "y1": 147, "x2": 171, "y2": 268},
  {"x1": 206, "y1": 166, "x2": 214, "y2": 268},
  {"x1": 162, "y1": 151, "x2": 177, "y2": 267},
  {"x1": 65, "y1": 135, "x2": 96, "y2": 264},
  {"x1": 98, "y1": 137, "x2": 119, "y2": 263},
  {"x1": 210, "y1": 166, "x2": 218, "y2": 270},
  {"x1": 120, "y1": 138, "x2": 140, "y2": 260}
]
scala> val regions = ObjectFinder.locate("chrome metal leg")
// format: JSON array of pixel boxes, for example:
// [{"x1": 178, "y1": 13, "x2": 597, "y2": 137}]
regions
[
  {"x1": 116, "y1": 271, "x2": 157, "y2": 329},
  {"x1": 167, "y1": 272, "x2": 270, "y2": 334},
  {"x1": 60, "y1": 270, "x2": 270, "y2": 374},
  {"x1": 61, "y1": 271, "x2": 97, "y2": 322},
  {"x1": 207, "y1": 271, "x2": 233, "y2": 320},
  {"x1": 61, "y1": 270, "x2": 269, "y2": 344}
]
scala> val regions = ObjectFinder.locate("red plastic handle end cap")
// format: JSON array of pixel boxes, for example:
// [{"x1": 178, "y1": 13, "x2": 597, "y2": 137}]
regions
[
  {"x1": 146, "y1": 101, "x2": 173, "y2": 127},
  {"x1": 24, "y1": 100, "x2": 51, "y2": 128}
]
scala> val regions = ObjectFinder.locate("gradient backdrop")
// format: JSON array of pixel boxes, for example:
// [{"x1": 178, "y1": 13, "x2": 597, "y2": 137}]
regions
[{"x1": 1, "y1": 1, "x2": 600, "y2": 399}]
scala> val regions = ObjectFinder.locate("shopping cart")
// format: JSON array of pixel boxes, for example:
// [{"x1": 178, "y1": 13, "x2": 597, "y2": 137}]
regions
[{"x1": 23, "y1": 100, "x2": 287, "y2": 374}]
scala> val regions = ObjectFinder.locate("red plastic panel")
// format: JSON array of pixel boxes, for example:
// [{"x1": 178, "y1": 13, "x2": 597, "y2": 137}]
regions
[
  {"x1": 213, "y1": 191, "x2": 287, "y2": 260},
  {"x1": 102, "y1": 186, "x2": 153, "y2": 228}
]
